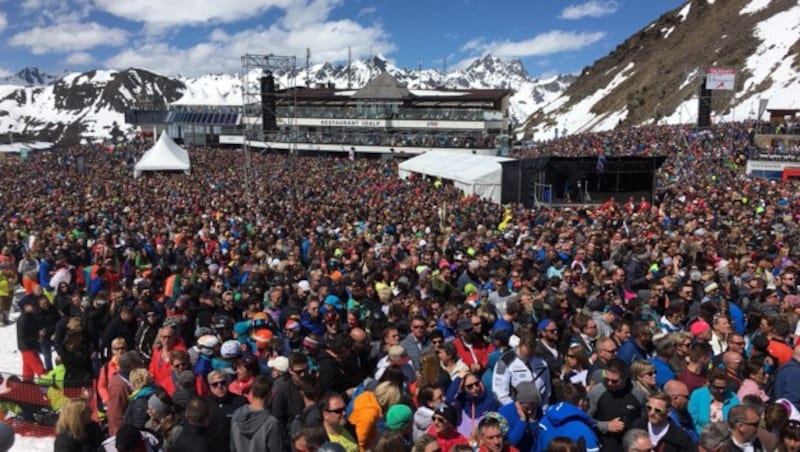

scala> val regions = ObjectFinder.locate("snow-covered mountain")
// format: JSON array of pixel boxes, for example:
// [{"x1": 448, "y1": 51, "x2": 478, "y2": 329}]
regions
[
  {"x1": 0, "y1": 55, "x2": 569, "y2": 144},
  {"x1": 520, "y1": 0, "x2": 800, "y2": 139},
  {"x1": 0, "y1": 69, "x2": 183, "y2": 144},
  {"x1": 0, "y1": 67, "x2": 60, "y2": 86},
  {"x1": 173, "y1": 54, "x2": 574, "y2": 124},
  {"x1": 1, "y1": 0, "x2": 798, "y2": 145}
]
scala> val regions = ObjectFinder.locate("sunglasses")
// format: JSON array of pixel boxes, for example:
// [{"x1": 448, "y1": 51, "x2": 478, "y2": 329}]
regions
[
  {"x1": 291, "y1": 368, "x2": 307, "y2": 375},
  {"x1": 464, "y1": 382, "x2": 480, "y2": 390},
  {"x1": 432, "y1": 416, "x2": 446, "y2": 424},
  {"x1": 209, "y1": 380, "x2": 227, "y2": 388},
  {"x1": 646, "y1": 405, "x2": 665, "y2": 415},
  {"x1": 326, "y1": 408, "x2": 346, "y2": 415},
  {"x1": 432, "y1": 340, "x2": 443, "y2": 345}
]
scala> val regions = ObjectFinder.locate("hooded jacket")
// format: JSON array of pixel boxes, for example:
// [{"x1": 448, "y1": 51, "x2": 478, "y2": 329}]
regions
[
  {"x1": 536, "y1": 401, "x2": 600, "y2": 452},
  {"x1": 347, "y1": 390, "x2": 383, "y2": 451},
  {"x1": 413, "y1": 406, "x2": 435, "y2": 442},
  {"x1": 229, "y1": 404, "x2": 284, "y2": 452}
]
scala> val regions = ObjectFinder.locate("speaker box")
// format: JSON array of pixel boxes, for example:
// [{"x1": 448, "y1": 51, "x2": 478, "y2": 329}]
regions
[
  {"x1": 261, "y1": 72, "x2": 277, "y2": 133},
  {"x1": 698, "y1": 77, "x2": 712, "y2": 128}
]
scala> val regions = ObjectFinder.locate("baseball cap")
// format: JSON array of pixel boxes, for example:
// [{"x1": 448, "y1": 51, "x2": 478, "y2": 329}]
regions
[
  {"x1": 690, "y1": 319, "x2": 711, "y2": 337},
  {"x1": 515, "y1": 381, "x2": 540, "y2": 404}
]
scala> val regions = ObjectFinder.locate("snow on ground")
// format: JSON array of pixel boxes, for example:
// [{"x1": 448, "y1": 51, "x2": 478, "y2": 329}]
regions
[
  {"x1": 540, "y1": 62, "x2": 636, "y2": 136},
  {"x1": 0, "y1": 308, "x2": 51, "y2": 452},
  {"x1": 738, "y1": 3, "x2": 800, "y2": 109},
  {"x1": 677, "y1": 2, "x2": 692, "y2": 21},
  {"x1": 741, "y1": 0, "x2": 773, "y2": 15}
]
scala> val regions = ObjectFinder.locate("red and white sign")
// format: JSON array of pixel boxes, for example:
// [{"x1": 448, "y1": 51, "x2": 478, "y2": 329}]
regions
[{"x1": 706, "y1": 68, "x2": 736, "y2": 91}]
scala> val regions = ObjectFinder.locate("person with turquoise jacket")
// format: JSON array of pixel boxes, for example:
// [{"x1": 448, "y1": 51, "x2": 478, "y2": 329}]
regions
[{"x1": 687, "y1": 367, "x2": 739, "y2": 435}]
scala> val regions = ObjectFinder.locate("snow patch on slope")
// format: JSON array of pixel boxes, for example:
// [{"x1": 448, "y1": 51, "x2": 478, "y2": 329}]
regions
[
  {"x1": 677, "y1": 3, "x2": 692, "y2": 21},
  {"x1": 741, "y1": 0, "x2": 773, "y2": 15},
  {"x1": 738, "y1": 3, "x2": 800, "y2": 109}
]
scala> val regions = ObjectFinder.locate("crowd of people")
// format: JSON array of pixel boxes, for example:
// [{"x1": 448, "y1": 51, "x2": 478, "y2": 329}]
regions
[{"x1": 0, "y1": 120, "x2": 798, "y2": 452}]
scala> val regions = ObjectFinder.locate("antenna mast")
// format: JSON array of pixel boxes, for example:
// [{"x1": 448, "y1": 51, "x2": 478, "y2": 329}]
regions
[
  {"x1": 347, "y1": 46, "x2": 352, "y2": 89},
  {"x1": 305, "y1": 48, "x2": 311, "y2": 87},
  {"x1": 442, "y1": 56, "x2": 447, "y2": 87}
]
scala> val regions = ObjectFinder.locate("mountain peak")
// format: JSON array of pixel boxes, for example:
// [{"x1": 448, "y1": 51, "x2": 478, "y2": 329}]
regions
[
  {"x1": 2, "y1": 67, "x2": 57, "y2": 86},
  {"x1": 465, "y1": 55, "x2": 528, "y2": 78}
]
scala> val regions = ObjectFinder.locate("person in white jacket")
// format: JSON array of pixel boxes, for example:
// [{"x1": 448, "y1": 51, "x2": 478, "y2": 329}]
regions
[
  {"x1": 413, "y1": 385, "x2": 444, "y2": 441},
  {"x1": 492, "y1": 332, "x2": 551, "y2": 408}
]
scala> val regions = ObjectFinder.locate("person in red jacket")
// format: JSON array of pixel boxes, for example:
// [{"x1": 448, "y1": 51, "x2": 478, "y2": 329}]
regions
[
  {"x1": 427, "y1": 404, "x2": 468, "y2": 452},
  {"x1": 148, "y1": 326, "x2": 187, "y2": 388},
  {"x1": 453, "y1": 317, "x2": 493, "y2": 374}
]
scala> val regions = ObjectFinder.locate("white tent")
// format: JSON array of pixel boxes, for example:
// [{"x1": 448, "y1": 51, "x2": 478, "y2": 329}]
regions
[
  {"x1": 398, "y1": 150, "x2": 513, "y2": 203},
  {"x1": 134, "y1": 131, "x2": 191, "y2": 177}
]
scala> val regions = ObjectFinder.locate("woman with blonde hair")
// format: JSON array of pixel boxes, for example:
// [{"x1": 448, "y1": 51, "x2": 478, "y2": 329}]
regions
[
  {"x1": 54, "y1": 398, "x2": 103, "y2": 452},
  {"x1": 630, "y1": 360, "x2": 657, "y2": 403},
  {"x1": 124, "y1": 367, "x2": 158, "y2": 429},
  {"x1": 411, "y1": 350, "x2": 450, "y2": 405},
  {"x1": 349, "y1": 381, "x2": 403, "y2": 451}
]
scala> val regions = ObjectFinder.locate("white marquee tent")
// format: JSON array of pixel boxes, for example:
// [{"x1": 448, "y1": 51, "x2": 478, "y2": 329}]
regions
[
  {"x1": 134, "y1": 131, "x2": 191, "y2": 177},
  {"x1": 398, "y1": 150, "x2": 513, "y2": 203}
]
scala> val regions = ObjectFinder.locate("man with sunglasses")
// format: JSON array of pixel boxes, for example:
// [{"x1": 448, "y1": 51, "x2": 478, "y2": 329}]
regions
[
  {"x1": 271, "y1": 352, "x2": 312, "y2": 443},
  {"x1": 321, "y1": 392, "x2": 357, "y2": 452},
  {"x1": 629, "y1": 392, "x2": 694, "y2": 452},
  {"x1": 205, "y1": 369, "x2": 247, "y2": 452},
  {"x1": 728, "y1": 405, "x2": 770, "y2": 451},
  {"x1": 402, "y1": 315, "x2": 433, "y2": 370},
  {"x1": 587, "y1": 359, "x2": 642, "y2": 451}
]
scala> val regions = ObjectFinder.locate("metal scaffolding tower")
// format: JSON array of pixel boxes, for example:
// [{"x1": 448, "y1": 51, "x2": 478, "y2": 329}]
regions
[{"x1": 240, "y1": 54, "x2": 298, "y2": 193}]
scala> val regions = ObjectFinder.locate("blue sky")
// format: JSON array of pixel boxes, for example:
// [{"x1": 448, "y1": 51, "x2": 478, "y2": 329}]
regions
[{"x1": 0, "y1": 0, "x2": 685, "y2": 77}]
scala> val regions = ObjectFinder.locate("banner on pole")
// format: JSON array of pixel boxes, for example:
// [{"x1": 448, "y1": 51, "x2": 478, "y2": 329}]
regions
[
  {"x1": 758, "y1": 99, "x2": 769, "y2": 118},
  {"x1": 706, "y1": 68, "x2": 736, "y2": 91}
]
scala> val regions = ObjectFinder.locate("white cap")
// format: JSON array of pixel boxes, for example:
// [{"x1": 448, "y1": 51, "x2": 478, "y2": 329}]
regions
[{"x1": 267, "y1": 356, "x2": 289, "y2": 373}]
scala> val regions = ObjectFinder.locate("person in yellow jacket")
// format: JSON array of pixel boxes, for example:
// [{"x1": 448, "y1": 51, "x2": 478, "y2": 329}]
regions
[
  {"x1": 348, "y1": 381, "x2": 402, "y2": 451},
  {"x1": 0, "y1": 265, "x2": 16, "y2": 326}
]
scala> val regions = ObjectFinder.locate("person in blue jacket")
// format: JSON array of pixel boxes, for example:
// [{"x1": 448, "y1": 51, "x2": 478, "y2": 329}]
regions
[
  {"x1": 445, "y1": 369, "x2": 498, "y2": 438},
  {"x1": 536, "y1": 382, "x2": 600, "y2": 452},
  {"x1": 498, "y1": 381, "x2": 540, "y2": 452},
  {"x1": 687, "y1": 367, "x2": 739, "y2": 435},
  {"x1": 616, "y1": 321, "x2": 652, "y2": 366}
]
